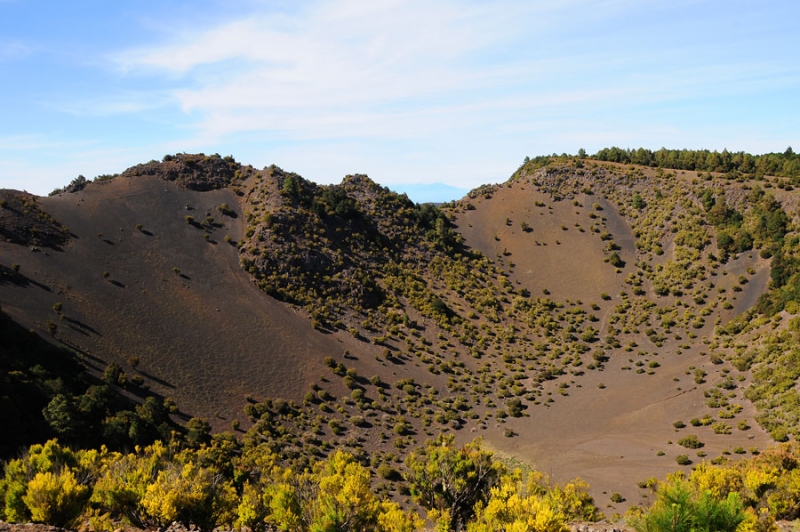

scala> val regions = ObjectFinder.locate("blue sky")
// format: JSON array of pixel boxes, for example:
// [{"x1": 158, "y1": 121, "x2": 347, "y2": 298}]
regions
[{"x1": 1, "y1": 0, "x2": 799, "y2": 201}]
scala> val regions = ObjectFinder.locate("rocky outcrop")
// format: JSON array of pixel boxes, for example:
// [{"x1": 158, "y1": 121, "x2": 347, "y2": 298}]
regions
[{"x1": 0, "y1": 191, "x2": 69, "y2": 249}]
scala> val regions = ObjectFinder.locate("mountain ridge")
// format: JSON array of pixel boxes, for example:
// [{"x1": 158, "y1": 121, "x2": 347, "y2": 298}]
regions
[{"x1": 3, "y1": 151, "x2": 800, "y2": 513}]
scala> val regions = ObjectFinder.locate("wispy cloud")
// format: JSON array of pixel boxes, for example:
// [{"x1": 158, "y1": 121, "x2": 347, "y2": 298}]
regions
[
  {"x1": 115, "y1": 1, "x2": 523, "y2": 76},
  {"x1": 109, "y1": 0, "x2": 799, "y2": 150},
  {"x1": 43, "y1": 90, "x2": 177, "y2": 117},
  {"x1": 0, "y1": 134, "x2": 95, "y2": 152},
  {"x1": 111, "y1": 1, "x2": 557, "y2": 140},
  {"x1": 0, "y1": 40, "x2": 32, "y2": 60},
  {"x1": 4, "y1": 0, "x2": 799, "y2": 195}
]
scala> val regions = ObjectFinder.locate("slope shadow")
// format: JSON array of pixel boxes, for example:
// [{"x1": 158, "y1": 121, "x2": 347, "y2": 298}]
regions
[
  {"x1": 0, "y1": 266, "x2": 52, "y2": 291},
  {"x1": 63, "y1": 316, "x2": 101, "y2": 336},
  {"x1": 138, "y1": 370, "x2": 176, "y2": 389}
]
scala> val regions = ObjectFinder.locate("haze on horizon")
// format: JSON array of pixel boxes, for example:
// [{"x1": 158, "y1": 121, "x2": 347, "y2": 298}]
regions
[{"x1": 1, "y1": 0, "x2": 798, "y2": 202}]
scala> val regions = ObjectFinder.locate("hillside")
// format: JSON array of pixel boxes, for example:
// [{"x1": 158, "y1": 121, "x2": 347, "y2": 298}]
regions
[{"x1": 3, "y1": 152, "x2": 800, "y2": 517}]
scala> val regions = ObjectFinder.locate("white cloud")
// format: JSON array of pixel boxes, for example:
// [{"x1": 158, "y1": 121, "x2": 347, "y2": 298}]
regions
[
  {"x1": 5, "y1": 0, "x2": 790, "y2": 195},
  {"x1": 111, "y1": 0, "x2": 791, "y2": 151},
  {"x1": 112, "y1": 1, "x2": 549, "y2": 141},
  {"x1": 116, "y1": 0, "x2": 533, "y2": 74}
]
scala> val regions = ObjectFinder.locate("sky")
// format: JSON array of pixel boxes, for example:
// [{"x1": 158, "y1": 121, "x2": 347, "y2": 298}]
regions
[{"x1": 1, "y1": 0, "x2": 799, "y2": 201}]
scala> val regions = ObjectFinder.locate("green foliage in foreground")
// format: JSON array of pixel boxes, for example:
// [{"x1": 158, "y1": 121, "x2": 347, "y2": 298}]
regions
[
  {"x1": 405, "y1": 435, "x2": 502, "y2": 530},
  {"x1": 9, "y1": 402, "x2": 800, "y2": 532},
  {"x1": 631, "y1": 480, "x2": 744, "y2": 532},
  {"x1": 630, "y1": 442, "x2": 800, "y2": 532},
  {"x1": 0, "y1": 439, "x2": 421, "y2": 531},
  {"x1": 0, "y1": 436, "x2": 602, "y2": 532}
]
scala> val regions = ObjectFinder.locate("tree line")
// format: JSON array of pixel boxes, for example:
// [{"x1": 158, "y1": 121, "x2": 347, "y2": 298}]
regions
[{"x1": 591, "y1": 146, "x2": 800, "y2": 180}]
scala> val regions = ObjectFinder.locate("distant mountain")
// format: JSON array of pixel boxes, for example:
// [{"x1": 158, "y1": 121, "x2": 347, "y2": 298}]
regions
[{"x1": 386, "y1": 181, "x2": 469, "y2": 204}]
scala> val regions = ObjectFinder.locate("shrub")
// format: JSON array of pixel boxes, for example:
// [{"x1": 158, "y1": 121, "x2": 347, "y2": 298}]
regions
[
  {"x1": 676, "y1": 454, "x2": 692, "y2": 465},
  {"x1": 22, "y1": 470, "x2": 89, "y2": 527},
  {"x1": 608, "y1": 252, "x2": 624, "y2": 267},
  {"x1": 405, "y1": 435, "x2": 502, "y2": 531},
  {"x1": 102, "y1": 363, "x2": 126, "y2": 386},
  {"x1": 631, "y1": 479, "x2": 744, "y2": 532},
  {"x1": 713, "y1": 423, "x2": 732, "y2": 435},
  {"x1": 465, "y1": 470, "x2": 600, "y2": 531},
  {"x1": 678, "y1": 435, "x2": 703, "y2": 449},
  {"x1": 218, "y1": 203, "x2": 235, "y2": 217},
  {"x1": 377, "y1": 463, "x2": 400, "y2": 481},
  {"x1": 140, "y1": 463, "x2": 237, "y2": 529},
  {"x1": 328, "y1": 419, "x2": 344, "y2": 435},
  {"x1": 505, "y1": 398, "x2": 523, "y2": 417}
]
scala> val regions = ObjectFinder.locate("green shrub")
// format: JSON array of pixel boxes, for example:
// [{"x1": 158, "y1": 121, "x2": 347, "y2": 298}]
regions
[
  {"x1": 505, "y1": 398, "x2": 523, "y2": 417},
  {"x1": 631, "y1": 479, "x2": 744, "y2": 532},
  {"x1": 677, "y1": 435, "x2": 703, "y2": 449},
  {"x1": 218, "y1": 203, "x2": 235, "y2": 216},
  {"x1": 770, "y1": 427, "x2": 789, "y2": 442},
  {"x1": 713, "y1": 423, "x2": 732, "y2": 435}
]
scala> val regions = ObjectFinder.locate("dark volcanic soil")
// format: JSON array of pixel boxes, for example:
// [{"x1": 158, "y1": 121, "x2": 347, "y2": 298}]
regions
[{"x1": 0, "y1": 176, "x2": 349, "y2": 427}]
